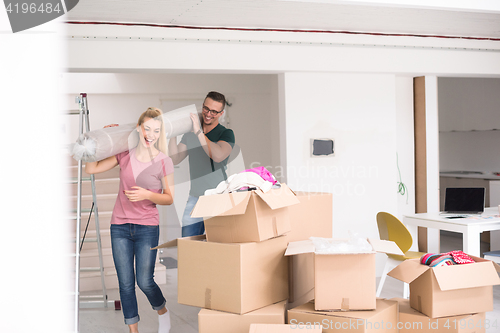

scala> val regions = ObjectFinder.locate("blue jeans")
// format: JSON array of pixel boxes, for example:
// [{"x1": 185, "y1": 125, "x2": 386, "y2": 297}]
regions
[
  {"x1": 110, "y1": 223, "x2": 166, "y2": 325},
  {"x1": 181, "y1": 195, "x2": 205, "y2": 237}
]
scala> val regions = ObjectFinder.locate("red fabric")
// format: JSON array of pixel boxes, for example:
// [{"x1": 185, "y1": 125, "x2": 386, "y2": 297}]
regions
[{"x1": 446, "y1": 250, "x2": 475, "y2": 264}]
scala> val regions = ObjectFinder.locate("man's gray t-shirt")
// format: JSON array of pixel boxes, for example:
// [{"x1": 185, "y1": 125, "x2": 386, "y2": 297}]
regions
[{"x1": 180, "y1": 123, "x2": 235, "y2": 197}]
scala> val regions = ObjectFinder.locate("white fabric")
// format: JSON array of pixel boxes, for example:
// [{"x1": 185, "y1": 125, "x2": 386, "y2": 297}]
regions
[{"x1": 204, "y1": 171, "x2": 273, "y2": 196}]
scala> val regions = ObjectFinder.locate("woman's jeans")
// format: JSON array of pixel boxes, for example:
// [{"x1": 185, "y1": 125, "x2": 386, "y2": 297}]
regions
[{"x1": 110, "y1": 223, "x2": 166, "y2": 325}]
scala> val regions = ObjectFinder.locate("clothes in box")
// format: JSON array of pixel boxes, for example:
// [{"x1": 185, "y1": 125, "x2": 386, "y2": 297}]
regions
[
  {"x1": 388, "y1": 256, "x2": 500, "y2": 318},
  {"x1": 191, "y1": 184, "x2": 299, "y2": 243}
]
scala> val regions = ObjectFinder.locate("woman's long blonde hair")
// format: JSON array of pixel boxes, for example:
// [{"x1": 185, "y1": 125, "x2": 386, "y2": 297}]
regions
[{"x1": 137, "y1": 107, "x2": 168, "y2": 155}]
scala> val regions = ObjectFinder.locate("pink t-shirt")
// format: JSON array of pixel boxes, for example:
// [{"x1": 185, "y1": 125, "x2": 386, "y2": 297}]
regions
[{"x1": 111, "y1": 148, "x2": 174, "y2": 226}]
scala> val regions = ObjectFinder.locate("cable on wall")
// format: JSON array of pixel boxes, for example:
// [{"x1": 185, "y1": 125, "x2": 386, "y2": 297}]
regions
[{"x1": 396, "y1": 152, "x2": 408, "y2": 204}]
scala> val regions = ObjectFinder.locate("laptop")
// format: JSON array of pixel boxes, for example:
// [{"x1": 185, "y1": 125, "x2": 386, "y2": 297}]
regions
[{"x1": 441, "y1": 187, "x2": 485, "y2": 216}]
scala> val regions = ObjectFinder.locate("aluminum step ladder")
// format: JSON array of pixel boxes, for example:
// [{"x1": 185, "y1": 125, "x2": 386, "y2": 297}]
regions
[{"x1": 70, "y1": 93, "x2": 120, "y2": 333}]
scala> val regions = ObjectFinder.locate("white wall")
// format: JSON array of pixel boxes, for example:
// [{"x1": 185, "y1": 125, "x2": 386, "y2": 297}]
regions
[
  {"x1": 1, "y1": 17, "x2": 73, "y2": 333},
  {"x1": 281, "y1": 72, "x2": 399, "y2": 239},
  {"x1": 395, "y1": 77, "x2": 416, "y2": 217},
  {"x1": 439, "y1": 78, "x2": 500, "y2": 132},
  {"x1": 439, "y1": 78, "x2": 500, "y2": 173},
  {"x1": 440, "y1": 131, "x2": 500, "y2": 172}
]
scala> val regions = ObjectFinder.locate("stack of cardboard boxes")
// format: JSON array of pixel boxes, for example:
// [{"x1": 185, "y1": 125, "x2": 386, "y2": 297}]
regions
[
  {"x1": 156, "y1": 184, "x2": 308, "y2": 332},
  {"x1": 155, "y1": 183, "x2": 500, "y2": 333}
]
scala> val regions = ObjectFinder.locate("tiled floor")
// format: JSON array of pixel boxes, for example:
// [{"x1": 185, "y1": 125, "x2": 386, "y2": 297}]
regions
[{"x1": 79, "y1": 231, "x2": 500, "y2": 333}]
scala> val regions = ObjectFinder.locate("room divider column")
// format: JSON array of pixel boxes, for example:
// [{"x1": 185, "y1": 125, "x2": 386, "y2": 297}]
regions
[{"x1": 414, "y1": 76, "x2": 440, "y2": 253}]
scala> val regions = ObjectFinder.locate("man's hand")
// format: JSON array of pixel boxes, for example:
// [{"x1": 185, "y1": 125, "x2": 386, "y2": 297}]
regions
[{"x1": 190, "y1": 113, "x2": 201, "y2": 134}]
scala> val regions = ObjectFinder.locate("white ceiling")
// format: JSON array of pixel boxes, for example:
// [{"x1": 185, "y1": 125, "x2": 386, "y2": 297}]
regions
[{"x1": 65, "y1": 0, "x2": 500, "y2": 40}]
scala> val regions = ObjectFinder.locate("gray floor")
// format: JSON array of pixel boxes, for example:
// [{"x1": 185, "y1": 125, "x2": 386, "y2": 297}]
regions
[{"x1": 79, "y1": 231, "x2": 500, "y2": 333}]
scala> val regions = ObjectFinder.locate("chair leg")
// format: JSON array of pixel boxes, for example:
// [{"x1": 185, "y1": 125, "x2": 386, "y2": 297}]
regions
[
  {"x1": 376, "y1": 261, "x2": 391, "y2": 297},
  {"x1": 403, "y1": 282, "x2": 409, "y2": 299}
]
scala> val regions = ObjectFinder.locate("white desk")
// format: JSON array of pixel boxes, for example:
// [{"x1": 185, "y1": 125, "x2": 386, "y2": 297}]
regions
[{"x1": 403, "y1": 207, "x2": 500, "y2": 257}]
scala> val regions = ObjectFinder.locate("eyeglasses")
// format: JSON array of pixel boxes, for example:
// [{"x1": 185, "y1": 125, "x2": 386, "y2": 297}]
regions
[{"x1": 202, "y1": 105, "x2": 223, "y2": 116}]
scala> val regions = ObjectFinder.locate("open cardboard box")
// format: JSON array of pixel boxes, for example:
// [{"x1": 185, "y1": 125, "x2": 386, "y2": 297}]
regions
[
  {"x1": 154, "y1": 234, "x2": 289, "y2": 314},
  {"x1": 191, "y1": 184, "x2": 300, "y2": 243},
  {"x1": 285, "y1": 238, "x2": 403, "y2": 311},
  {"x1": 388, "y1": 256, "x2": 500, "y2": 318},
  {"x1": 198, "y1": 301, "x2": 287, "y2": 333},
  {"x1": 287, "y1": 298, "x2": 398, "y2": 333},
  {"x1": 392, "y1": 298, "x2": 486, "y2": 333}
]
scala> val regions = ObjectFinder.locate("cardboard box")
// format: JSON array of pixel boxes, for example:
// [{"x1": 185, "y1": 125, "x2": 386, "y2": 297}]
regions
[
  {"x1": 287, "y1": 191, "x2": 333, "y2": 243},
  {"x1": 155, "y1": 235, "x2": 289, "y2": 314},
  {"x1": 249, "y1": 323, "x2": 322, "y2": 332},
  {"x1": 393, "y1": 298, "x2": 486, "y2": 333},
  {"x1": 388, "y1": 256, "x2": 500, "y2": 318},
  {"x1": 287, "y1": 191, "x2": 333, "y2": 308},
  {"x1": 287, "y1": 298, "x2": 398, "y2": 333},
  {"x1": 285, "y1": 238, "x2": 403, "y2": 311},
  {"x1": 198, "y1": 301, "x2": 286, "y2": 333},
  {"x1": 288, "y1": 252, "x2": 315, "y2": 309},
  {"x1": 192, "y1": 184, "x2": 300, "y2": 243}
]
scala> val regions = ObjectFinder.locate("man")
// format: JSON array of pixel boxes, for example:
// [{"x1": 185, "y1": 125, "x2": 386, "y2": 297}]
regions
[{"x1": 168, "y1": 91, "x2": 235, "y2": 236}]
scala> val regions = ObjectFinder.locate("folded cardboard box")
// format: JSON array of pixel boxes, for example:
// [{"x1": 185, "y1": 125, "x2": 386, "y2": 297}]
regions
[
  {"x1": 198, "y1": 301, "x2": 286, "y2": 333},
  {"x1": 388, "y1": 256, "x2": 500, "y2": 318},
  {"x1": 249, "y1": 323, "x2": 322, "y2": 333},
  {"x1": 287, "y1": 298, "x2": 398, "y2": 333},
  {"x1": 154, "y1": 235, "x2": 289, "y2": 314},
  {"x1": 287, "y1": 191, "x2": 333, "y2": 308},
  {"x1": 285, "y1": 238, "x2": 403, "y2": 311},
  {"x1": 392, "y1": 298, "x2": 486, "y2": 333},
  {"x1": 191, "y1": 184, "x2": 300, "y2": 243}
]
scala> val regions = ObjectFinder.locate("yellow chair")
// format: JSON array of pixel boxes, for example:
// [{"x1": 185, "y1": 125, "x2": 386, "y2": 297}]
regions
[{"x1": 376, "y1": 212, "x2": 426, "y2": 298}]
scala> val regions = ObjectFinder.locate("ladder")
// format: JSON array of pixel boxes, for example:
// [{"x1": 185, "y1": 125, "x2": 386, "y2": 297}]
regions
[{"x1": 70, "y1": 93, "x2": 117, "y2": 332}]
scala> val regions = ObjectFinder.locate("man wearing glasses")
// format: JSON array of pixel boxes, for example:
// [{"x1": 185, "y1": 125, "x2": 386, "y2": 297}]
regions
[{"x1": 168, "y1": 91, "x2": 235, "y2": 236}]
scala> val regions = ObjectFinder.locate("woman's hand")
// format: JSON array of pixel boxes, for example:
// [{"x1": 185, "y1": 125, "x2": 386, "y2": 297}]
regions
[{"x1": 124, "y1": 186, "x2": 151, "y2": 202}]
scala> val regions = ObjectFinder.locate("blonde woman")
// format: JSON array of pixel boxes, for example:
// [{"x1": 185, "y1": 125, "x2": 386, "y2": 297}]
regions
[{"x1": 86, "y1": 107, "x2": 174, "y2": 333}]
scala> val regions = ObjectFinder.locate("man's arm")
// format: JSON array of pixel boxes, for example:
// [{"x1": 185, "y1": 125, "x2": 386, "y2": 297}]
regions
[
  {"x1": 195, "y1": 131, "x2": 233, "y2": 163},
  {"x1": 190, "y1": 113, "x2": 233, "y2": 163},
  {"x1": 168, "y1": 137, "x2": 188, "y2": 165}
]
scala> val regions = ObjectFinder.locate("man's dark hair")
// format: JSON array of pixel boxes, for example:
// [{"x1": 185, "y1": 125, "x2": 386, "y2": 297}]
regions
[{"x1": 205, "y1": 91, "x2": 226, "y2": 111}]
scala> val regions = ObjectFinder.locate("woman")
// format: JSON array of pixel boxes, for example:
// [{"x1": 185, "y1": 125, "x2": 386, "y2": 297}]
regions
[{"x1": 86, "y1": 107, "x2": 174, "y2": 333}]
